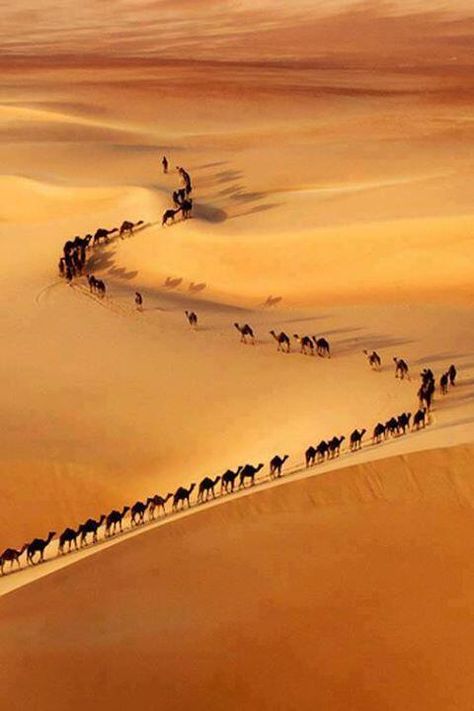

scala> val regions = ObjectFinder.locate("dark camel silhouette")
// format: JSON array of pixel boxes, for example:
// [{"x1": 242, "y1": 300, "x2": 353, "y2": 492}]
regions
[
  {"x1": 58, "y1": 527, "x2": 79, "y2": 554},
  {"x1": 147, "y1": 493, "x2": 173, "y2": 519},
  {"x1": 239, "y1": 463, "x2": 264, "y2": 488},
  {"x1": 181, "y1": 199, "x2": 193, "y2": 219},
  {"x1": 350, "y1": 429, "x2": 366, "y2": 451},
  {"x1": 313, "y1": 337, "x2": 330, "y2": 358},
  {"x1": 162, "y1": 208, "x2": 181, "y2": 226},
  {"x1": 372, "y1": 422, "x2": 386, "y2": 444},
  {"x1": 234, "y1": 323, "x2": 255, "y2": 344},
  {"x1": 0, "y1": 545, "x2": 27, "y2": 574},
  {"x1": 363, "y1": 350, "x2": 381, "y2": 370},
  {"x1": 385, "y1": 416, "x2": 399, "y2": 437},
  {"x1": 305, "y1": 445, "x2": 317, "y2": 467},
  {"x1": 198, "y1": 476, "x2": 221, "y2": 503},
  {"x1": 131, "y1": 500, "x2": 150, "y2": 526},
  {"x1": 293, "y1": 334, "x2": 314, "y2": 355},
  {"x1": 93, "y1": 227, "x2": 118, "y2": 245},
  {"x1": 270, "y1": 330, "x2": 290, "y2": 352},
  {"x1": 440, "y1": 372, "x2": 449, "y2": 395},
  {"x1": 393, "y1": 357, "x2": 410, "y2": 380},
  {"x1": 448, "y1": 364, "x2": 457, "y2": 386},
  {"x1": 316, "y1": 440, "x2": 329, "y2": 462},
  {"x1": 221, "y1": 466, "x2": 243, "y2": 493},
  {"x1": 269, "y1": 454, "x2": 289, "y2": 478},
  {"x1": 418, "y1": 380, "x2": 434, "y2": 411},
  {"x1": 185, "y1": 310, "x2": 198, "y2": 328},
  {"x1": 105, "y1": 507, "x2": 129, "y2": 537},
  {"x1": 413, "y1": 408, "x2": 427, "y2": 430},
  {"x1": 173, "y1": 484, "x2": 196, "y2": 510},
  {"x1": 119, "y1": 220, "x2": 144, "y2": 238},
  {"x1": 328, "y1": 435, "x2": 345, "y2": 457},
  {"x1": 80, "y1": 515, "x2": 105, "y2": 546},
  {"x1": 398, "y1": 412, "x2": 411, "y2": 434},
  {"x1": 27, "y1": 531, "x2": 56, "y2": 565},
  {"x1": 95, "y1": 279, "x2": 106, "y2": 297}
]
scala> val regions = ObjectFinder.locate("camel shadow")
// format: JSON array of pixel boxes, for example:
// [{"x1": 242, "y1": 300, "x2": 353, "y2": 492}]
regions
[
  {"x1": 189, "y1": 282, "x2": 207, "y2": 293},
  {"x1": 411, "y1": 352, "x2": 469, "y2": 366},
  {"x1": 334, "y1": 334, "x2": 413, "y2": 357},
  {"x1": 262, "y1": 296, "x2": 282, "y2": 308},
  {"x1": 232, "y1": 203, "x2": 282, "y2": 219},
  {"x1": 164, "y1": 277, "x2": 182, "y2": 289},
  {"x1": 194, "y1": 203, "x2": 228, "y2": 223},
  {"x1": 107, "y1": 266, "x2": 138, "y2": 280},
  {"x1": 214, "y1": 170, "x2": 243, "y2": 183},
  {"x1": 194, "y1": 161, "x2": 228, "y2": 170}
]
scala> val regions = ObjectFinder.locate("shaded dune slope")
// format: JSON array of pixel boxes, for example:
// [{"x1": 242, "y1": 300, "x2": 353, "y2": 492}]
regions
[{"x1": 1, "y1": 445, "x2": 474, "y2": 710}]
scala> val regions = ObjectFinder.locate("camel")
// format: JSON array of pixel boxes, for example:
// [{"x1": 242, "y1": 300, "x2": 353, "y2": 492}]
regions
[
  {"x1": 131, "y1": 500, "x2": 150, "y2": 526},
  {"x1": 413, "y1": 408, "x2": 427, "y2": 430},
  {"x1": 96, "y1": 279, "x2": 106, "y2": 297},
  {"x1": 305, "y1": 445, "x2": 317, "y2": 467},
  {"x1": 58, "y1": 527, "x2": 79, "y2": 554},
  {"x1": 87, "y1": 274, "x2": 97, "y2": 292},
  {"x1": 440, "y1": 372, "x2": 449, "y2": 395},
  {"x1": 421, "y1": 368, "x2": 434, "y2": 386},
  {"x1": 119, "y1": 220, "x2": 144, "y2": 238},
  {"x1": 350, "y1": 429, "x2": 366, "y2": 451},
  {"x1": 372, "y1": 422, "x2": 386, "y2": 444},
  {"x1": 293, "y1": 334, "x2": 314, "y2": 355},
  {"x1": 93, "y1": 227, "x2": 118, "y2": 246},
  {"x1": 363, "y1": 350, "x2": 381, "y2": 370},
  {"x1": 397, "y1": 412, "x2": 411, "y2": 434},
  {"x1": 181, "y1": 199, "x2": 193, "y2": 219},
  {"x1": 316, "y1": 440, "x2": 329, "y2": 462},
  {"x1": 269, "y1": 454, "x2": 289, "y2": 478},
  {"x1": 234, "y1": 323, "x2": 255, "y2": 344},
  {"x1": 270, "y1": 330, "x2": 290, "y2": 352},
  {"x1": 173, "y1": 484, "x2": 196, "y2": 511},
  {"x1": 198, "y1": 476, "x2": 221, "y2": 503},
  {"x1": 27, "y1": 531, "x2": 56, "y2": 565},
  {"x1": 313, "y1": 337, "x2": 330, "y2": 358},
  {"x1": 162, "y1": 208, "x2": 181, "y2": 226},
  {"x1": 221, "y1": 466, "x2": 243, "y2": 493},
  {"x1": 147, "y1": 493, "x2": 173, "y2": 519},
  {"x1": 418, "y1": 380, "x2": 434, "y2": 411},
  {"x1": 393, "y1": 357, "x2": 410, "y2": 380},
  {"x1": 0, "y1": 545, "x2": 27, "y2": 575},
  {"x1": 105, "y1": 507, "x2": 129, "y2": 537},
  {"x1": 328, "y1": 435, "x2": 345, "y2": 457},
  {"x1": 448, "y1": 364, "x2": 457, "y2": 386},
  {"x1": 384, "y1": 417, "x2": 397, "y2": 438},
  {"x1": 185, "y1": 310, "x2": 198, "y2": 328},
  {"x1": 239, "y1": 463, "x2": 264, "y2": 488},
  {"x1": 80, "y1": 515, "x2": 105, "y2": 546}
]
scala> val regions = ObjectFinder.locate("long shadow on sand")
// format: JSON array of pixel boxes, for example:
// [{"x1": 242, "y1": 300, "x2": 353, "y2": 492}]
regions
[{"x1": 86, "y1": 248, "x2": 138, "y2": 281}]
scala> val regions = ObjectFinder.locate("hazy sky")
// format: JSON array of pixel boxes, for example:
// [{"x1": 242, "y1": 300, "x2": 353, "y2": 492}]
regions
[{"x1": 0, "y1": 0, "x2": 472, "y2": 62}]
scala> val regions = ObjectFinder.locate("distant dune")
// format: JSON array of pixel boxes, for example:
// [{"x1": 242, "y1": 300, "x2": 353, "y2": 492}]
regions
[{"x1": 1, "y1": 445, "x2": 474, "y2": 711}]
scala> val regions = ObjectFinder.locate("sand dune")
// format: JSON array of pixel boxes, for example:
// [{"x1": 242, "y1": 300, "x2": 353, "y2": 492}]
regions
[
  {"x1": 0, "y1": 2, "x2": 473, "y2": 706},
  {"x1": 1, "y1": 445, "x2": 474, "y2": 710}
]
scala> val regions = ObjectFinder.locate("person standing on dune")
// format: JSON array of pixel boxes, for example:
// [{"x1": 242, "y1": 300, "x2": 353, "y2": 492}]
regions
[{"x1": 162, "y1": 155, "x2": 168, "y2": 174}]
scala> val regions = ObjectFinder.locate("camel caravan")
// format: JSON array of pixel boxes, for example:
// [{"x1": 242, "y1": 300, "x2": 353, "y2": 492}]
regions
[
  {"x1": 162, "y1": 164, "x2": 194, "y2": 226},
  {"x1": 0, "y1": 359, "x2": 460, "y2": 577}
]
